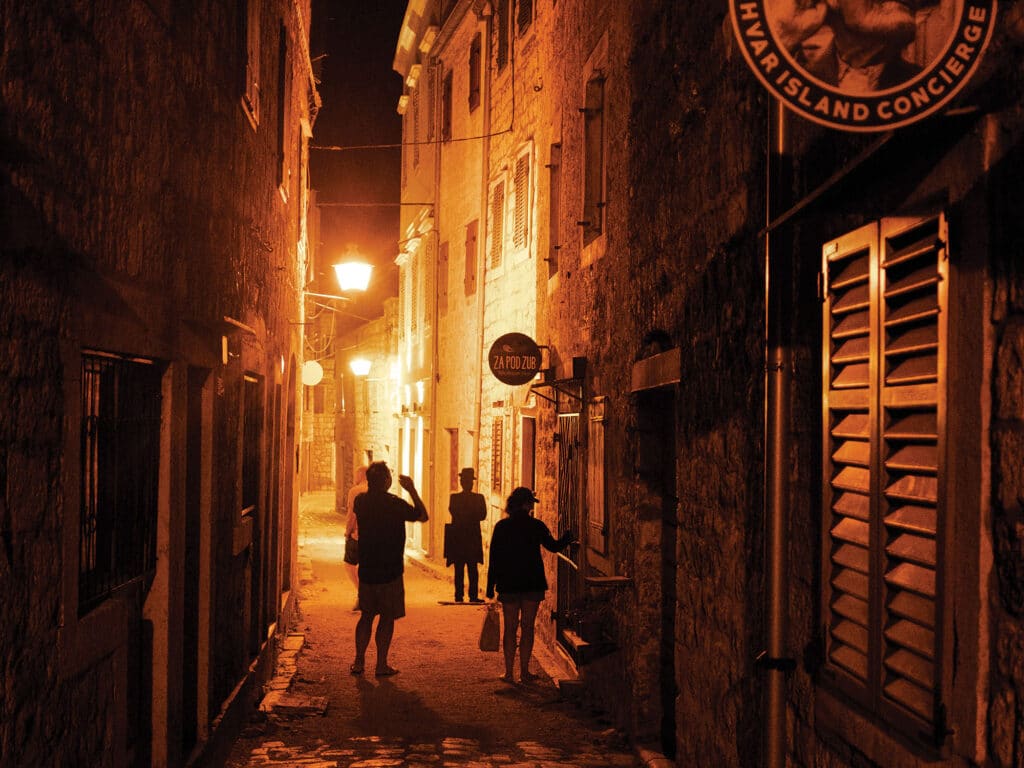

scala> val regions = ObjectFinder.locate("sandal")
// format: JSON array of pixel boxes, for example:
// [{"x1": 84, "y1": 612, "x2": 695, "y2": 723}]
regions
[
  {"x1": 498, "y1": 673, "x2": 515, "y2": 684},
  {"x1": 520, "y1": 672, "x2": 540, "y2": 684},
  {"x1": 375, "y1": 665, "x2": 399, "y2": 677},
  {"x1": 350, "y1": 663, "x2": 364, "y2": 675}
]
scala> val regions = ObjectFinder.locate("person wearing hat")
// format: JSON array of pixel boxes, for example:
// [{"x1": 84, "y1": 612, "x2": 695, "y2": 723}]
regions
[
  {"x1": 445, "y1": 467, "x2": 487, "y2": 602},
  {"x1": 485, "y1": 487, "x2": 577, "y2": 683}
]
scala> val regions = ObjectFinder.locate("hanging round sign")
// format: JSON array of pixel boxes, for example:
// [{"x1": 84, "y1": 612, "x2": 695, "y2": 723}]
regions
[
  {"x1": 488, "y1": 333, "x2": 542, "y2": 385},
  {"x1": 729, "y1": 0, "x2": 996, "y2": 132}
]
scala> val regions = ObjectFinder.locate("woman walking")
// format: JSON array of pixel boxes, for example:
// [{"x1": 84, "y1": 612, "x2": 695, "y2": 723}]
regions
[{"x1": 485, "y1": 487, "x2": 576, "y2": 683}]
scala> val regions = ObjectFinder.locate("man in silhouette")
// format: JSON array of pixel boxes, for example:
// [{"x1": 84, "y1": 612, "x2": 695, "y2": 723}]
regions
[
  {"x1": 350, "y1": 461, "x2": 428, "y2": 677},
  {"x1": 445, "y1": 467, "x2": 487, "y2": 603},
  {"x1": 772, "y1": 0, "x2": 923, "y2": 92}
]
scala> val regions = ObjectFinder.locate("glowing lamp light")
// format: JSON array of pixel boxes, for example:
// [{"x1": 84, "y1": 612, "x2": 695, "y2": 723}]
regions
[
  {"x1": 301, "y1": 360, "x2": 324, "y2": 386},
  {"x1": 334, "y1": 261, "x2": 373, "y2": 292},
  {"x1": 349, "y1": 357, "x2": 372, "y2": 377}
]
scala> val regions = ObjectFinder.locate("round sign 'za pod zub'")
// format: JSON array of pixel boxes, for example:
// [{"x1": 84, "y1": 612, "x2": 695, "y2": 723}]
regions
[
  {"x1": 488, "y1": 333, "x2": 542, "y2": 386},
  {"x1": 729, "y1": 0, "x2": 997, "y2": 132}
]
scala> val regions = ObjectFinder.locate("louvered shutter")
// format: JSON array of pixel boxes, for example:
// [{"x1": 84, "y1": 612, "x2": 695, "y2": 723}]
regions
[
  {"x1": 877, "y1": 215, "x2": 947, "y2": 731},
  {"x1": 822, "y1": 222, "x2": 878, "y2": 711},
  {"x1": 821, "y1": 215, "x2": 948, "y2": 742},
  {"x1": 490, "y1": 181, "x2": 505, "y2": 268},
  {"x1": 513, "y1": 153, "x2": 530, "y2": 249}
]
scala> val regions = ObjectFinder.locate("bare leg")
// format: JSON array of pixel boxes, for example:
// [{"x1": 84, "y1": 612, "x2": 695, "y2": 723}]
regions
[
  {"x1": 500, "y1": 600, "x2": 521, "y2": 681},
  {"x1": 519, "y1": 600, "x2": 541, "y2": 680},
  {"x1": 374, "y1": 616, "x2": 396, "y2": 673},
  {"x1": 353, "y1": 613, "x2": 374, "y2": 672}
]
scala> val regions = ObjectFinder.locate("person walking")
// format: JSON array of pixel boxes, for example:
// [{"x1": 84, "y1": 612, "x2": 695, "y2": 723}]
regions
[
  {"x1": 445, "y1": 467, "x2": 487, "y2": 603},
  {"x1": 485, "y1": 487, "x2": 576, "y2": 684},
  {"x1": 343, "y1": 465, "x2": 368, "y2": 611},
  {"x1": 351, "y1": 461, "x2": 428, "y2": 677}
]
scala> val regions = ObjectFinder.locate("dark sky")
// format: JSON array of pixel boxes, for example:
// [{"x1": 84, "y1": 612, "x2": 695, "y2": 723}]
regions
[{"x1": 309, "y1": 0, "x2": 408, "y2": 320}]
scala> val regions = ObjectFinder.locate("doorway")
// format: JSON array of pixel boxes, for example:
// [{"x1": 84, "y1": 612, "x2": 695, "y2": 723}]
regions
[{"x1": 637, "y1": 388, "x2": 678, "y2": 759}]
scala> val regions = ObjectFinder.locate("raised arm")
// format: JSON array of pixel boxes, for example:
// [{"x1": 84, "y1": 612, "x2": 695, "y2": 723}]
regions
[{"x1": 398, "y1": 474, "x2": 429, "y2": 522}]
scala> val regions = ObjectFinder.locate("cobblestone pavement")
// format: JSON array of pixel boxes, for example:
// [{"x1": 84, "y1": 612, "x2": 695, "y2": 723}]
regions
[{"x1": 221, "y1": 492, "x2": 645, "y2": 768}]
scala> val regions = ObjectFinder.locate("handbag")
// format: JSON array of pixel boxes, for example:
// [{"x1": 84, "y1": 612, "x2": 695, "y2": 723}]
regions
[
  {"x1": 343, "y1": 535, "x2": 359, "y2": 566},
  {"x1": 478, "y1": 603, "x2": 500, "y2": 652},
  {"x1": 443, "y1": 523, "x2": 453, "y2": 563}
]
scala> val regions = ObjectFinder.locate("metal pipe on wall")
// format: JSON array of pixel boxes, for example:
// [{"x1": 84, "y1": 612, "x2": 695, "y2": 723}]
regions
[{"x1": 764, "y1": 100, "x2": 792, "y2": 768}]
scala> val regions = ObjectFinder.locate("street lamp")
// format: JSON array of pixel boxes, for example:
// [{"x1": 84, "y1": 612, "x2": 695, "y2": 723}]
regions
[
  {"x1": 349, "y1": 357, "x2": 372, "y2": 377},
  {"x1": 334, "y1": 261, "x2": 373, "y2": 293}
]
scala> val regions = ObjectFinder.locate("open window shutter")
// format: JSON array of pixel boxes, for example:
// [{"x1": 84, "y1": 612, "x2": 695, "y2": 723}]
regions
[
  {"x1": 822, "y1": 222, "x2": 879, "y2": 711},
  {"x1": 513, "y1": 153, "x2": 530, "y2": 249},
  {"x1": 822, "y1": 215, "x2": 949, "y2": 744},
  {"x1": 877, "y1": 215, "x2": 947, "y2": 734},
  {"x1": 490, "y1": 181, "x2": 505, "y2": 268}
]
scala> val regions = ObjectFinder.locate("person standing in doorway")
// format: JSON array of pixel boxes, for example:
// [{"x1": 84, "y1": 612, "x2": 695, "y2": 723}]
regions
[
  {"x1": 485, "y1": 487, "x2": 576, "y2": 684},
  {"x1": 343, "y1": 465, "x2": 368, "y2": 611},
  {"x1": 445, "y1": 467, "x2": 487, "y2": 603},
  {"x1": 351, "y1": 461, "x2": 428, "y2": 677}
]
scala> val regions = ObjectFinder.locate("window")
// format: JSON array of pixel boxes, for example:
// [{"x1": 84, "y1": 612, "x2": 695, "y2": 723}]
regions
[
  {"x1": 438, "y1": 241, "x2": 449, "y2": 316},
  {"x1": 548, "y1": 143, "x2": 561, "y2": 276},
  {"x1": 587, "y1": 397, "x2": 607, "y2": 554},
  {"x1": 468, "y1": 34, "x2": 481, "y2": 111},
  {"x1": 512, "y1": 149, "x2": 531, "y2": 251},
  {"x1": 465, "y1": 219, "x2": 478, "y2": 295},
  {"x1": 517, "y1": 0, "x2": 534, "y2": 36},
  {"x1": 489, "y1": 181, "x2": 505, "y2": 269},
  {"x1": 491, "y1": 417, "x2": 504, "y2": 491},
  {"x1": 242, "y1": 0, "x2": 261, "y2": 126},
  {"x1": 242, "y1": 375, "x2": 263, "y2": 515},
  {"x1": 496, "y1": 0, "x2": 510, "y2": 71},
  {"x1": 582, "y1": 74, "x2": 605, "y2": 246},
  {"x1": 276, "y1": 24, "x2": 290, "y2": 196},
  {"x1": 820, "y1": 214, "x2": 950, "y2": 746},
  {"x1": 442, "y1": 69, "x2": 453, "y2": 143},
  {"x1": 79, "y1": 352, "x2": 162, "y2": 615}
]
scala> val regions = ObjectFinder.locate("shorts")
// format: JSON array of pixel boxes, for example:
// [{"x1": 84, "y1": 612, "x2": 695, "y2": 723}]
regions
[
  {"x1": 497, "y1": 590, "x2": 545, "y2": 604},
  {"x1": 358, "y1": 577, "x2": 406, "y2": 620}
]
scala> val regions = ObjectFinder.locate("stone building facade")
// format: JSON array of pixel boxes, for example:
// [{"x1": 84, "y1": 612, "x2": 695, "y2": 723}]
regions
[
  {"x1": 392, "y1": 0, "x2": 1024, "y2": 766},
  {"x1": 1, "y1": 1, "x2": 318, "y2": 765}
]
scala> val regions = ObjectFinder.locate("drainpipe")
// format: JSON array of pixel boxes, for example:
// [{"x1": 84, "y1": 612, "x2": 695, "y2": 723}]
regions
[
  {"x1": 472, "y1": 5, "x2": 493, "y2": 470},
  {"x1": 430, "y1": 56, "x2": 442, "y2": 556},
  {"x1": 763, "y1": 100, "x2": 792, "y2": 768}
]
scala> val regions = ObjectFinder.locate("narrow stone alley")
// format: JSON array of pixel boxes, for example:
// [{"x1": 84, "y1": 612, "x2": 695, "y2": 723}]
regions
[{"x1": 220, "y1": 492, "x2": 648, "y2": 768}]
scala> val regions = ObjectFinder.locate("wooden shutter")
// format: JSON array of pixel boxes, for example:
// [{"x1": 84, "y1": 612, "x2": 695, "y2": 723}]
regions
[
  {"x1": 438, "y1": 241, "x2": 449, "y2": 316},
  {"x1": 490, "y1": 181, "x2": 505, "y2": 268},
  {"x1": 465, "y1": 219, "x2": 478, "y2": 295},
  {"x1": 877, "y1": 215, "x2": 947, "y2": 731},
  {"x1": 517, "y1": 0, "x2": 534, "y2": 35},
  {"x1": 513, "y1": 152, "x2": 530, "y2": 249},
  {"x1": 821, "y1": 214, "x2": 948, "y2": 742},
  {"x1": 822, "y1": 222, "x2": 878, "y2": 711}
]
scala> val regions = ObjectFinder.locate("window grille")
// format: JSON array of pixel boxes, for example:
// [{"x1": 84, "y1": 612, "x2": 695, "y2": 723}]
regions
[
  {"x1": 490, "y1": 181, "x2": 505, "y2": 268},
  {"x1": 821, "y1": 214, "x2": 949, "y2": 745},
  {"x1": 79, "y1": 352, "x2": 162, "y2": 615}
]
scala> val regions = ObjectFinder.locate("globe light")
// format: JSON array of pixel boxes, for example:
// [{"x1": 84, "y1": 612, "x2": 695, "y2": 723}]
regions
[{"x1": 301, "y1": 360, "x2": 324, "y2": 386}]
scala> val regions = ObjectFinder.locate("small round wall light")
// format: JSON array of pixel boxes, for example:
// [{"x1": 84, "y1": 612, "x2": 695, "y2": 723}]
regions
[{"x1": 301, "y1": 360, "x2": 324, "y2": 386}]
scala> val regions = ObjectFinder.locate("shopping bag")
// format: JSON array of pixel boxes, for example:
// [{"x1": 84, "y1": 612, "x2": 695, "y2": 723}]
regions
[
  {"x1": 478, "y1": 603, "x2": 500, "y2": 652},
  {"x1": 343, "y1": 535, "x2": 359, "y2": 566}
]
